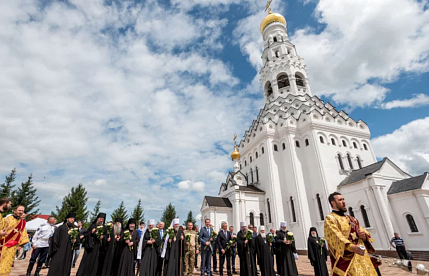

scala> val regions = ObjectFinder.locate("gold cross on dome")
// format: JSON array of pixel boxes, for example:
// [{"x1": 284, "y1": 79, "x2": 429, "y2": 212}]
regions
[
  {"x1": 265, "y1": 0, "x2": 273, "y2": 14},
  {"x1": 233, "y1": 134, "x2": 237, "y2": 145}
]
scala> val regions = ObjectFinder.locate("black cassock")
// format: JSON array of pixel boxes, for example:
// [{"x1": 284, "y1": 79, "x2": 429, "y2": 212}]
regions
[
  {"x1": 77, "y1": 223, "x2": 107, "y2": 276},
  {"x1": 275, "y1": 231, "x2": 298, "y2": 276},
  {"x1": 254, "y1": 235, "x2": 275, "y2": 276},
  {"x1": 102, "y1": 228, "x2": 123, "y2": 276},
  {"x1": 117, "y1": 229, "x2": 139, "y2": 276},
  {"x1": 139, "y1": 229, "x2": 161, "y2": 276},
  {"x1": 237, "y1": 231, "x2": 256, "y2": 276},
  {"x1": 47, "y1": 223, "x2": 77, "y2": 276},
  {"x1": 164, "y1": 230, "x2": 185, "y2": 276},
  {"x1": 307, "y1": 235, "x2": 328, "y2": 276}
]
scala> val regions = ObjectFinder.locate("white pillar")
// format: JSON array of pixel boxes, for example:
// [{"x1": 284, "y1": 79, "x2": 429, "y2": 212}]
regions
[
  {"x1": 234, "y1": 199, "x2": 240, "y2": 230},
  {"x1": 374, "y1": 186, "x2": 395, "y2": 239}
]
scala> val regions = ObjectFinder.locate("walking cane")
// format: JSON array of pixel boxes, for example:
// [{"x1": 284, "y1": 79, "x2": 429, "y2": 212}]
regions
[{"x1": 180, "y1": 233, "x2": 183, "y2": 276}]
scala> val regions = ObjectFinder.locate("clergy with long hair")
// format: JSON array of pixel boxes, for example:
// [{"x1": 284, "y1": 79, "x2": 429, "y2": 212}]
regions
[
  {"x1": 236, "y1": 222, "x2": 256, "y2": 276},
  {"x1": 117, "y1": 218, "x2": 139, "y2": 276},
  {"x1": 102, "y1": 218, "x2": 123, "y2": 276},
  {"x1": 307, "y1": 227, "x2": 328, "y2": 276},
  {"x1": 163, "y1": 219, "x2": 185, "y2": 276}
]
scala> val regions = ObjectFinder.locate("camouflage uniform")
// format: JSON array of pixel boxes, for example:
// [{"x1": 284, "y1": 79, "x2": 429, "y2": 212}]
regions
[{"x1": 184, "y1": 229, "x2": 199, "y2": 276}]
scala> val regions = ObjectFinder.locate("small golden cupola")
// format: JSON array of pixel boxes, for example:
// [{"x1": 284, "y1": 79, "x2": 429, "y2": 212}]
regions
[
  {"x1": 260, "y1": 11, "x2": 286, "y2": 34},
  {"x1": 231, "y1": 134, "x2": 241, "y2": 160}
]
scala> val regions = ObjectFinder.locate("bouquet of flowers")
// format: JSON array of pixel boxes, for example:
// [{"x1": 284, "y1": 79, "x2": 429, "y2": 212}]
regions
[
  {"x1": 186, "y1": 234, "x2": 191, "y2": 243},
  {"x1": 286, "y1": 231, "x2": 295, "y2": 242},
  {"x1": 204, "y1": 230, "x2": 218, "y2": 250},
  {"x1": 166, "y1": 227, "x2": 175, "y2": 248},
  {"x1": 68, "y1": 228, "x2": 79, "y2": 250},
  {"x1": 96, "y1": 225, "x2": 104, "y2": 246},
  {"x1": 268, "y1": 234, "x2": 274, "y2": 244},
  {"x1": 245, "y1": 229, "x2": 253, "y2": 247},
  {"x1": 319, "y1": 238, "x2": 326, "y2": 255},
  {"x1": 124, "y1": 230, "x2": 132, "y2": 251},
  {"x1": 225, "y1": 240, "x2": 233, "y2": 254},
  {"x1": 106, "y1": 222, "x2": 113, "y2": 238},
  {"x1": 151, "y1": 228, "x2": 159, "y2": 248}
]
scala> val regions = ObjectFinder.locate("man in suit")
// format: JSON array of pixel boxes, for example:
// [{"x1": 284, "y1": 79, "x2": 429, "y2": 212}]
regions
[
  {"x1": 229, "y1": 226, "x2": 237, "y2": 274},
  {"x1": 199, "y1": 219, "x2": 214, "y2": 276},
  {"x1": 155, "y1": 222, "x2": 165, "y2": 276},
  {"x1": 217, "y1": 222, "x2": 232, "y2": 276}
]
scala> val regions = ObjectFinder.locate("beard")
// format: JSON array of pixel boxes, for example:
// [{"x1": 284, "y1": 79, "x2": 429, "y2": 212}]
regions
[
  {"x1": 261, "y1": 233, "x2": 266, "y2": 238},
  {"x1": 311, "y1": 233, "x2": 317, "y2": 238},
  {"x1": 67, "y1": 222, "x2": 73, "y2": 227},
  {"x1": 129, "y1": 226, "x2": 135, "y2": 231},
  {"x1": 96, "y1": 221, "x2": 103, "y2": 226},
  {"x1": 3, "y1": 205, "x2": 9, "y2": 211},
  {"x1": 174, "y1": 226, "x2": 179, "y2": 232},
  {"x1": 114, "y1": 224, "x2": 122, "y2": 236}
]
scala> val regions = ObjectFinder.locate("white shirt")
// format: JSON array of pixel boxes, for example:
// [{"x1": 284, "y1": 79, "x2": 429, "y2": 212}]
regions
[{"x1": 32, "y1": 223, "x2": 55, "y2": 248}]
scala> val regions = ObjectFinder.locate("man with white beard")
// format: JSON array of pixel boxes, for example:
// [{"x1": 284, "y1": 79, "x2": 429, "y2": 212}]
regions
[
  {"x1": 118, "y1": 218, "x2": 139, "y2": 276},
  {"x1": 102, "y1": 218, "x2": 123, "y2": 276},
  {"x1": 164, "y1": 219, "x2": 185, "y2": 276},
  {"x1": 254, "y1": 226, "x2": 275, "y2": 276},
  {"x1": 138, "y1": 219, "x2": 161, "y2": 276}
]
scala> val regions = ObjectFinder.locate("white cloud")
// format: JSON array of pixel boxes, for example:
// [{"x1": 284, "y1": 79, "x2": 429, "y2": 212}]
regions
[
  {"x1": 178, "y1": 180, "x2": 206, "y2": 192},
  {"x1": 196, "y1": 213, "x2": 202, "y2": 221},
  {"x1": 372, "y1": 117, "x2": 429, "y2": 175},
  {"x1": 380, "y1": 93, "x2": 429, "y2": 109},
  {"x1": 94, "y1": 179, "x2": 107, "y2": 186}
]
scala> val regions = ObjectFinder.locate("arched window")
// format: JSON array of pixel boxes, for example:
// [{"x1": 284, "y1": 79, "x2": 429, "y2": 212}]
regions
[
  {"x1": 296, "y1": 141, "x2": 300, "y2": 148},
  {"x1": 256, "y1": 167, "x2": 259, "y2": 182},
  {"x1": 240, "y1": 164, "x2": 242, "y2": 170},
  {"x1": 277, "y1": 75, "x2": 290, "y2": 89},
  {"x1": 360, "y1": 205, "x2": 371, "y2": 228},
  {"x1": 406, "y1": 214, "x2": 419, "y2": 232},
  {"x1": 357, "y1": 156, "x2": 362, "y2": 169},
  {"x1": 250, "y1": 156, "x2": 253, "y2": 163},
  {"x1": 282, "y1": 143, "x2": 286, "y2": 150},
  {"x1": 250, "y1": 212, "x2": 254, "y2": 226},
  {"x1": 342, "y1": 140, "x2": 347, "y2": 147},
  {"x1": 274, "y1": 145, "x2": 278, "y2": 151},
  {"x1": 250, "y1": 168, "x2": 254, "y2": 184},
  {"x1": 353, "y1": 142, "x2": 358, "y2": 149},
  {"x1": 320, "y1": 136, "x2": 325, "y2": 144},
  {"x1": 267, "y1": 199, "x2": 272, "y2": 223},
  {"x1": 295, "y1": 74, "x2": 304, "y2": 87},
  {"x1": 337, "y1": 154, "x2": 344, "y2": 170},
  {"x1": 348, "y1": 207, "x2": 355, "y2": 217},
  {"x1": 363, "y1": 144, "x2": 368, "y2": 150},
  {"x1": 316, "y1": 194, "x2": 324, "y2": 221},
  {"x1": 305, "y1": 139, "x2": 309, "y2": 146},
  {"x1": 275, "y1": 51, "x2": 280, "y2": 58},
  {"x1": 256, "y1": 152, "x2": 259, "y2": 159},
  {"x1": 273, "y1": 36, "x2": 277, "y2": 42},
  {"x1": 266, "y1": 82, "x2": 273, "y2": 97},
  {"x1": 347, "y1": 153, "x2": 354, "y2": 169},
  {"x1": 331, "y1": 138, "x2": 336, "y2": 146},
  {"x1": 260, "y1": 213, "x2": 264, "y2": 226},
  {"x1": 262, "y1": 147, "x2": 265, "y2": 154},
  {"x1": 245, "y1": 160, "x2": 247, "y2": 166},
  {"x1": 290, "y1": 196, "x2": 297, "y2": 222}
]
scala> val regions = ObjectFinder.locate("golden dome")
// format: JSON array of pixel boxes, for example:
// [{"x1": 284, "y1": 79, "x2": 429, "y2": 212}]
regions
[
  {"x1": 231, "y1": 144, "x2": 241, "y2": 160},
  {"x1": 260, "y1": 12, "x2": 286, "y2": 34}
]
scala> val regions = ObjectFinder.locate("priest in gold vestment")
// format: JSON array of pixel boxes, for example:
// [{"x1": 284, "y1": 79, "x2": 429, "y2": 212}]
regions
[
  {"x1": 0, "y1": 205, "x2": 29, "y2": 276},
  {"x1": 324, "y1": 192, "x2": 379, "y2": 276}
]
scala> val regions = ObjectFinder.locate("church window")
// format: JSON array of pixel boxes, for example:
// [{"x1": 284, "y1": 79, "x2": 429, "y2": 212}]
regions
[
  {"x1": 240, "y1": 164, "x2": 242, "y2": 170},
  {"x1": 266, "y1": 82, "x2": 273, "y2": 97},
  {"x1": 282, "y1": 143, "x2": 286, "y2": 150},
  {"x1": 273, "y1": 37, "x2": 277, "y2": 42},
  {"x1": 250, "y1": 156, "x2": 253, "y2": 163},
  {"x1": 274, "y1": 145, "x2": 278, "y2": 151},
  {"x1": 320, "y1": 136, "x2": 325, "y2": 144},
  {"x1": 250, "y1": 212, "x2": 255, "y2": 226},
  {"x1": 256, "y1": 152, "x2": 258, "y2": 159},
  {"x1": 260, "y1": 213, "x2": 264, "y2": 225},
  {"x1": 277, "y1": 74, "x2": 290, "y2": 89},
  {"x1": 295, "y1": 74, "x2": 304, "y2": 87},
  {"x1": 256, "y1": 167, "x2": 259, "y2": 182},
  {"x1": 356, "y1": 156, "x2": 362, "y2": 169},
  {"x1": 250, "y1": 168, "x2": 254, "y2": 184},
  {"x1": 342, "y1": 140, "x2": 347, "y2": 147},
  {"x1": 267, "y1": 199, "x2": 272, "y2": 223},
  {"x1": 305, "y1": 139, "x2": 309, "y2": 146},
  {"x1": 296, "y1": 141, "x2": 300, "y2": 147},
  {"x1": 347, "y1": 153, "x2": 354, "y2": 169},
  {"x1": 360, "y1": 205, "x2": 371, "y2": 228},
  {"x1": 331, "y1": 138, "x2": 336, "y2": 146},
  {"x1": 290, "y1": 197, "x2": 297, "y2": 222},
  {"x1": 363, "y1": 144, "x2": 368, "y2": 151},
  {"x1": 245, "y1": 160, "x2": 247, "y2": 166},
  {"x1": 316, "y1": 194, "x2": 324, "y2": 221},
  {"x1": 275, "y1": 51, "x2": 280, "y2": 58},
  {"x1": 406, "y1": 214, "x2": 419, "y2": 233},
  {"x1": 348, "y1": 207, "x2": 355, "y2": 217},
  {"x1": 353, "y1": 142, "x2": 358, "y2": 149},
  {"x1": 262, "y1": 147, "x2": 265, "y2": 154},
  {"x1": 337, "y1": 154, "x2": 344, "y2": 170}
]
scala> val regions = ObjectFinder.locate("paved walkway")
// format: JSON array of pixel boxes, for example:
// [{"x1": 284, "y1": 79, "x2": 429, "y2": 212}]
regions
[{"x1": 9, "y1": 253, "x2": 429, "y2": 275}]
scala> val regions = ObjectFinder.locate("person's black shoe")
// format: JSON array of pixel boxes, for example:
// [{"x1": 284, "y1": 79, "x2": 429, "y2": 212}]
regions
[{"x1": 232, "y1": 271, "x2": 237, "y2": 274}]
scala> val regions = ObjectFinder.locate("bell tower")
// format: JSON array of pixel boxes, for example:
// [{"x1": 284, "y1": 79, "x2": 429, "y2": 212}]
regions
[{"x1": 260, "y1": 9, "x2": 312, "y2": 103}]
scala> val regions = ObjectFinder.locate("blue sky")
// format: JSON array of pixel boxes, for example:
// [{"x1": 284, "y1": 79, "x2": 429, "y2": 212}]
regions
[{"x1": 0, "y1": 0, "x2": 428, "y2": 224}]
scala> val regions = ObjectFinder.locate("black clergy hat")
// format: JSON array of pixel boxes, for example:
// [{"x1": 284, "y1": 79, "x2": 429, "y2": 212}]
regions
[
  {"x1": 66, "y1": 212, "x2": 76, "y2": 219},
  {"x1": 125, "y1": 218, "x2": 137, "y2": 230},
  {"x1": 115, "y1": 218, "x2": 123, "y2": 223},
  {"x1": 92, "y1": 213, "x2": 107, "y2": 225},
  {"x1": 309, "y1": 227, "x2": 318, "y2": 237}
]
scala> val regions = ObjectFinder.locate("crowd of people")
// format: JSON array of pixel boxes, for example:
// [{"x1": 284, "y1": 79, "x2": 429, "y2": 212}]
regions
[{"x1": 0, "y1": 192, "x2": 410, "y2": 276}]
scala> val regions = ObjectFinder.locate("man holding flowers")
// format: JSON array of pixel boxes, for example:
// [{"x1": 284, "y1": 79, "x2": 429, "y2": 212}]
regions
[
  {"x1": 184, "y1": 222, "x2": 199, "y2": 276},
  {"x1": 237, "y1": 222, "x2": 256, "y2": 276},
  {"x1": 275, "y1": 222, "x2": 298, "y2": 276},
  {"x1": 138, "y1": 219, "x2": 161, "y2": 276},
  {"x1": 118, "y1": 218, "x2": 139, "y2": 276},
  {"x1": 102, "y1": 218, "x2": 123, "y2": 276},
  {"x1": 216, "y1": 222, "x2": 232, "y2": 276},
  {"x1": 307, "y1": 227, "x2": 328, "y2": 276}
]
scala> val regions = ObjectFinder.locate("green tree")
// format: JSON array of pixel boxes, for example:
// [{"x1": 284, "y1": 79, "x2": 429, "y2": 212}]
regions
[
  {"x1": 111, "y1": 201, "x2": 128, "y2": 222},
  {"x1": 160, "y1": 203, "x2": 177, "y2": 227},
  {"x1": 0, "y1": 168, "x2": 17, "y2": 199},
  {"x1": 131, "y1": 199, "x2": 145, "y2": 225},
  {"x1": 51, "y1": 184, "x2": 89, "y2": 223},
  {"x1": 90, "y1": 199, "x2": 102, "y2": 222},
  {"x1": 183, "y1": 210, "x2": 197, "y2": 226},
  {"x1": 12, "y1": 174, "x2": 40, "y2": 219}
]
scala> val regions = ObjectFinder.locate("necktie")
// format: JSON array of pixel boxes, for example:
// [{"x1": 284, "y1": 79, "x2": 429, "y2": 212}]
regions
[{"x1": 160, "y1": 230, "x2": 163, "y2": 239}]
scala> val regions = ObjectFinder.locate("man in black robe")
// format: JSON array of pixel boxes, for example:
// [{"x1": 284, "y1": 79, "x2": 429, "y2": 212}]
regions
[
  {"x1": 102, "y1": 218, "x2": 123, "y2": 276},
  {"x1": 275, "y1": 222, "x2": 298, "y2": 276},
  {"x1": 47, "y1": 212, "x2": 77, "y2": 276},
  {"x1": 77, "y1": 213, "x2": 107, "y2": 276},
  {"x1": 164, "y1": 218, "x2": 185, "y2": 276},
  {"x1": 117, "y1": 218, "x2": 139, "y2": 276},
  {"x1": 307, "y1": 227, "x2": 328, "y2": 276},
  {"x1": 237, "y1": 222, "x2": 256, "y2": 276},
  {"x1": 138, "y1": 219, "x2": 161, "y2": 276},
  {"x1": 254, "y1": 226, "x2": 275, "y2": 276}
]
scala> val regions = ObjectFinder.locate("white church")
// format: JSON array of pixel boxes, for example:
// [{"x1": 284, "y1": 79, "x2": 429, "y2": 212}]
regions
[{"x1": 201, "y1": 10, "x2": 429, "y2": 257}]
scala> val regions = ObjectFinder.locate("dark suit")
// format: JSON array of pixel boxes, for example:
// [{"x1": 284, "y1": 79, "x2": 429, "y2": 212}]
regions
[
  {"x1": 156, "y1": 228, "x2": 166, "y2": 276},
  {"x1": 217, "y1": 230, "x2": 232, "y2": 276},
  {"x1": 229, "y1": 231, "x2": 237, "y2": 271},
  {"x1": 199, "y1": 226, "x2": 213, "y2": 276}
]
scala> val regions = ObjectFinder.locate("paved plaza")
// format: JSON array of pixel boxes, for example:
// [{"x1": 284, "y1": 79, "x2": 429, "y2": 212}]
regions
[{"x1": 9, "y1": 253, "x2": 429, "y2": 276}]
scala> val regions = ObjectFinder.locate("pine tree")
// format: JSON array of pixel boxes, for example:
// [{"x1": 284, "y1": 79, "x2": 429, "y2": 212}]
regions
[
  {"x1": 183, "y1": 210, "x2": 197, "y2": 226},
  {"x1": 111, "y1": 201, "x2": 128, "y2": 222},
  {"x1": 0, "y1": 168, "x2": 17, "y2": 199},
  {"x1": 131, "y1": 199, "x2": 145, "y2": 225},
  {"x1": 51, "y1": 184, "x2": 89, "y2": 223},
  {"x1": 12, "y1": 174, "x2": 40, "y2": 219},
  {"x1": 160, "y1": 203, "x2": 177, "y2": 227},
  {"x1": 90, "y1": 199, "x2": 101, "y2": 222}
]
